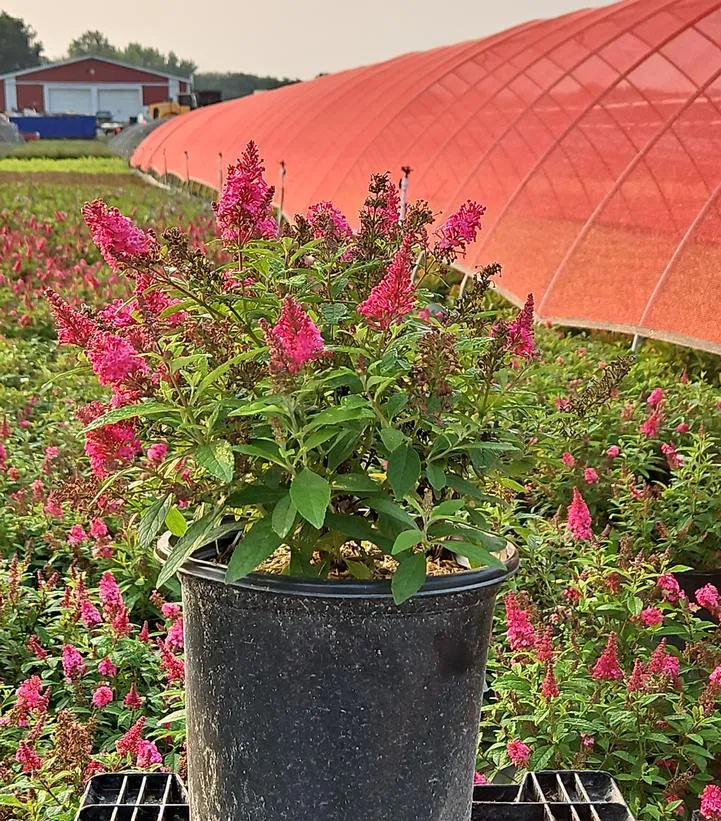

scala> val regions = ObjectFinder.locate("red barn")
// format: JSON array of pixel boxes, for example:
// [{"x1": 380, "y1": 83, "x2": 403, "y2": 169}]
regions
[{"x1": 0, "y1": 56, "x2": 191, "y2": 122}]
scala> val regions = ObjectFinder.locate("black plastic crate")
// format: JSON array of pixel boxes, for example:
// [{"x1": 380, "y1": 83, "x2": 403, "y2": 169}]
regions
[
  {"x1": 76, "y1": 772, "x2": 188, "y2": 820},
  {"x1": 472, "y1": 770, "x2": 634, "y2": 821},
  {"x1": 77, "y1": 769, "x2": 633, "y2": 820}
]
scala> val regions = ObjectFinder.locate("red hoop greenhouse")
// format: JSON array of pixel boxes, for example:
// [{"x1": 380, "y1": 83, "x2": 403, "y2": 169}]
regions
[{"x1": 132, "y1": 0, "x2": 721, "y2": 354}]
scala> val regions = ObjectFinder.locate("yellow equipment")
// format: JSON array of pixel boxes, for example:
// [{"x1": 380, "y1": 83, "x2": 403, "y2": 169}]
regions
[{"x1": 149, "y1": 94, "x2": 196, "y2": 120}]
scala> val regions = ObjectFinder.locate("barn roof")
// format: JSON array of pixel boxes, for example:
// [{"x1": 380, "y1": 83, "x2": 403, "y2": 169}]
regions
[{"x1": 0, "y1": 56, "x2": 190, "y2": 83}]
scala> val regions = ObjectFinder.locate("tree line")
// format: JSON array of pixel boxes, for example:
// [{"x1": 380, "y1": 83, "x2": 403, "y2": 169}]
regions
[{"x1": 0, "y1": 12, "x2": 297, "y2": 100}]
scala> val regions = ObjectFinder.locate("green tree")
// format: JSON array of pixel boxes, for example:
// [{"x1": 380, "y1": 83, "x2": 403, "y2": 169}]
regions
[
  {"x1": 0, "y1": 12, "x2": 43, "y2": 74},
  {"x1": 67, "y1": 30, "x2": 118, "y2": 59},
  {"x1": 193, "y1": 71, "x2": 297, "y2": 100}
]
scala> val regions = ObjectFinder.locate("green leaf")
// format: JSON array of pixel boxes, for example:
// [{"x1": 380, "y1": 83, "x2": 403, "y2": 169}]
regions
[
  {"x1": 138, "y1": 495, "x2": 172, "y2": 549},
  {"x1": 327, "y1": 429, "x2": 365, "y2": 471},
  {"x1": 225, "y1": 517, "x2": 284, "y2": 582},
  {"x1": 430, "y1": 500, "x2": 466, "y2": 518},
  {"x1": 194, "y1": 440, "x2": 235, "y2": 482},
  {"x1": 319, "y1": 303, "x2": 348, "y2": 324},
  {"x1": 227, "y1": 400, "x2": 286, "y2": 418},
  {"x1": 157, "y1": 514, "x2": 240, "y2": 587},
  {"x1": 387, "y1": 445, "x2": 421, "y2": 498},
  {"x1": 366, "y1": 495, "x2": 418, "y2": 529},
  {"x1": 391, "y1": 552, "x2": 427, "y2": 604},
  {"x1": 426, "y1": 463, "x2": 446, "y2": 492},
  {"x1": 307, "y1": 404, "x2": 374, "y2": 430},
  {"x1": 380, "y1": 428, "x2": 405, "y2": 452},
  {"x1": 196, "y1": 356, "x2": 239, "y2": 397},
  {"x1": 226, "y1": 484, "x2": 286, "y2": 507},
  {"x1": 392, "y1": 529, "x2": 424, "y2": 555},
  {"x1": 301, "y1": 428, "x2": 338, "y2": 452},
  {"x1": 272, "y1": 493, "x2": 296, "y2": 538},
  {"x1": 235, "y1": 441, "x2": 288, "y2": 468},
  {"x1": 332, "y1": 473, "x2": 384, "y2": 494},
  {"x1": 444, "y1": 541, "x2": 504, "y2": 569},
  {"x1": 157, "y1": 708, "x2": 186, "y2": 725},
  {"x1": 290, "y1": 469, "x2": 331, "y2": 529},
  {"x1": 382, "y1": 393, "x2": 408, "y2": 419},
  {"x1": 345, "y1": 559, "x2": 372, "y2": 580},
  {"x1": 165, "y1": 507, "x2": 188, "y2": 538},
  {"x1": 324, "y1": 513, "x2": 393, "y2": 553},
  {"x1": 84, "y1": 401, "x2": 179, "y2": 431}
]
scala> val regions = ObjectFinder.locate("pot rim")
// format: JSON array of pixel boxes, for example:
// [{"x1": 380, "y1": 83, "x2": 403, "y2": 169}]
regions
[{"x1": 156, "y1": 533, "x2": 518, "y2": 600}]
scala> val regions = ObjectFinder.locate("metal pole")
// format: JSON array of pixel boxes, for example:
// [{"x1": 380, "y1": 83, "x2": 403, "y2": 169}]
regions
[
  {"x1": 163, "y1": 148, "x2": 167, "y2": 181},
  {"x1": 184, "y1": 150, "x2": 190, "y2": 186},
  {"x1": 399, "y1": 165, "x2": 412, "y2": 223},
  {"x1": 218, "y1": 152, "x2": 223, "y2": 191},
  {"x1": 631, "y1": 334, "x2": 644, "y2": 353},
  {"x1": 277, "y1": 161, "x2": 286, "y2": 229}
]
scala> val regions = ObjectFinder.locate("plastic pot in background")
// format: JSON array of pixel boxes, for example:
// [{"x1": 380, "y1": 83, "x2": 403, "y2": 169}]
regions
[{"x1": 157, "y1": 537, "x2": 517, "y2": 821}]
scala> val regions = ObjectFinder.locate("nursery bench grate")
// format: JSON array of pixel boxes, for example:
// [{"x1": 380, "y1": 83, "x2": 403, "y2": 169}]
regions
[
  {"x1": 472, "y1": 770, "x2": 634, "y2": 821},
  {"x1": 76, "y1": 772, "x2": 188, "y2": 820},
  {"x1": 76, "y1": 769, "x2": 633, "y2": 821}
]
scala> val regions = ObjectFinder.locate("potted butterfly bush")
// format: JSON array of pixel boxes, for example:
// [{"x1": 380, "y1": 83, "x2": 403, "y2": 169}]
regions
[{"x1": 48, "y1": 142, "x2": 538, "y2": 821}]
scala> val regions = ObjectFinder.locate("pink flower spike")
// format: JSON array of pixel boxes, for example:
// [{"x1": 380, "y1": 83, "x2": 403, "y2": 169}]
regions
[
  {"x1": 700, "y1": 785, "x2": 721, "y2": 821},
  {"x1": 638, "y1": 607, "x2": 664, "y2": 628},
  {"x1": 147, "y1": 443, "x2": 168, "y2": 464},
  {"x1": 135, "y1": 739, "x2": 162, "y2": 769},
  {"x1": 591, "y1": 633, "x2": 623, "y2": 681},
  {"x1": 474, "y1": 772, "x2": 490, "y2": 786},
  {"x1": 639, "y1": 409, "x2": 663, "y2": 438},
  {"x1": 67, "y1": 524, "x2": 88, "y2": 546},
  {"x1": 675, "y1": 422, "x2": 689, "y2": 434},
  {"x1": 124, "y1": 683, "x2": 143, "y2": 710},
  {"x1": 566, "y1": 488, "x2": 592, "y2": 541},
  {"x1": 434, "y1": 200, "x2": 486, "y2": 260},
  {"x1": 357, "y1": 235, "x2": 416, "y2": 331},
  {"x1": 507, "y1": 739, "x2": 531, "y2": 768},
  {"x1": 45, "y1": 290, "x2": 96, "y2": 346},
  {"x1": 261, "y1": 296, "x2": 325, "y2": 375},
  {"x1": 541, "y1": 662, "x2": 559, "y2": 700},
  {"x1": 627, "y1": 659, "x2": 647, "y2": 692},
  {"x1": 583, "y1": 467, "x2": 599, "y2": 485},
  {"x1": 82, "y1": 199, "x2": 157, "y2": 271},
  {"x1": 561, "y1": 452, "x2": 575, "y2": 468},
  {"x1": 606, "y1": 445, "x2": 620, "y2": 458},
  {"x1": 647, "y1": 387, "x2": 664, "y2": 407},
  {"x1": 62, "y1": 644, "x2": 86, "y2": 682},
  {"x1": 92, "y1": 685, "x2": 114, "y2": 709},
  {"x1": 505, "y1": 294, "x2": 536, "y2": 359},
  {"x1": 695, "y1": 584, "x2": 720, "y2": 612},
  {"x1": 306, "y1": 201, "x2": 353, "y2": 244},
  {"x1": 98, "y1": 657, "x2": 117, "y2": 677},
  {"x1": 658, "y1": 574, "x2": 681, "y2": 603},
  {"x1": 16, "y1": 741, "x2": 42, "y2": 775},
  {"x1": 213, "y1": 141, "x2": 278, "y2": 244},
  {"x1": 86, "y1": 332, "x2": 148, "y2": 389},
  {"x1": 504, "y1": 592, "x2": 537, "y2": 651}
]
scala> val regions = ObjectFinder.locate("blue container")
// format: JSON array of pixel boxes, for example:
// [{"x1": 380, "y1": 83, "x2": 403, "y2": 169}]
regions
[{"x1": 9, "y1": 115, "x2": 96, "y2": 140}]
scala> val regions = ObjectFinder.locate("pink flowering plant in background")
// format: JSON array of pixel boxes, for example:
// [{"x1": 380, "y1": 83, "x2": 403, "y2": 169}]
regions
[
  {"x1": 48, "y1": 142, "x2": 538, "y2": 603},
  {"x1": 478, "y1": 520, "x2": 721, "y2": 819}
]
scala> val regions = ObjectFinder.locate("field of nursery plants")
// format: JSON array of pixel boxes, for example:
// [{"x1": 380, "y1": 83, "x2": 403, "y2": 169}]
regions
[{"x1": 0, "y1": 152, "x2": 720, "y2": 821}]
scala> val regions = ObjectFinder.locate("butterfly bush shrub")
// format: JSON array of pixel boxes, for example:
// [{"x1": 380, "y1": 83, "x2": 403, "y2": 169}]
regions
[{"x1": 48, "y1": 142, "x2": 538, "y2": 603}]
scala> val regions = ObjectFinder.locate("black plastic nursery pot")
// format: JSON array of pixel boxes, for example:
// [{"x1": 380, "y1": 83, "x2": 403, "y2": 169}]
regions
[{"x1": 157, "y1": 537, "x2": 517, "y2": 821}]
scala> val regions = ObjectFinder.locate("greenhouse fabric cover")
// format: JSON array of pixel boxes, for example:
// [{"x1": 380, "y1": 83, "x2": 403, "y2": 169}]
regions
[{"x1": 132, "y1": 0, "x2": 721, "y2": 354}]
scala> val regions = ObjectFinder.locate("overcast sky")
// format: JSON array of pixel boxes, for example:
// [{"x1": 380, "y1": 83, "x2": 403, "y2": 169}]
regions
[{"x1": 4, "y1": 0, "x2": 614, "y2": 78}]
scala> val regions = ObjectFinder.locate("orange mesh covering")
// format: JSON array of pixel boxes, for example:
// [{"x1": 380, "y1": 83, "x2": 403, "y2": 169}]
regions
[{"x1": 131, "y1": 0, "x2": 721, "y2": 354}]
